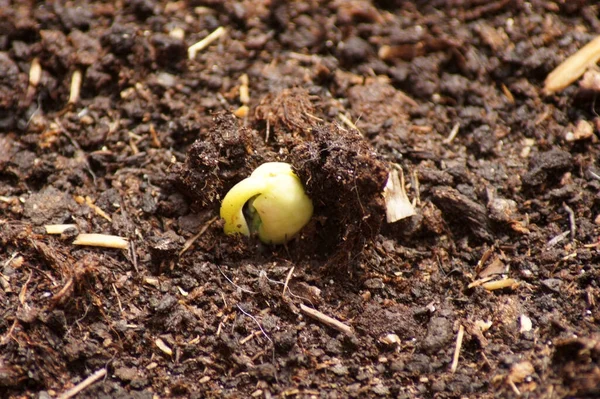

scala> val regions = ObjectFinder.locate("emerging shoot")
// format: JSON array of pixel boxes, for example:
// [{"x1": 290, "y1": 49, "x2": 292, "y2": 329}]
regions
[{"x1": 220, "y1": 162, "x2": 313, "y2": 244}]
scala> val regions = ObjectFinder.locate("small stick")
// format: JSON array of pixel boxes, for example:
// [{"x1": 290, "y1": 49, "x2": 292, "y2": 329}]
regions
[
  {"x1": 444, "y1": 122, "x2": 460, "y2": 144},
  {"x1": 507, "y1": 378, "x2": 521, "y2": 396},
  {"x1": 112, "y1": 283, "x2": 124, "y2": 315},
  {"x1": 179, "y1": 216, "x2": 217, "y2": 256},
  {"x1": 68, "y1": 69, "x2": 82, "y2": 104},
  {"x1": 450, "y1": 324, "x2": 465, "y2": 373},
  {"x1": 85, "y1": 196, "x2": 112, "y2": 222},
  {"x1": 544, "y1": 35, "x2": 600, "y2": 94},
  {"x1": 188, "y1": 26, "x2": 226, "y2": 59},
  {"x1": 149, "y1": 124, "x2": 161, "y2": 148},
  {"x1": 337, "y1": 113, "x2": 362, "y2": 136},
  {"x1": 56, "y1": 368, "x2": 107, "y2": 399},
  {"x1": 564, "y1": 203, "x2": 576, "y2": 241},
  {"x1": 299, "y1": 303, "x2": 353, "y2": 336},
  {"x1": 240, "y1": 330, "x2": 261, "y2": 345},
  {"x1": 467, "y1": 276, "x2": 495, "y2": 289},
  {"x1": 282, "y1": 266, "x2": 295, "y2": 297},
  {"x1": 72, "y1": 233, "x2": 129, "y2": 249},
  {"x1": 412, "y1": 169, "x2": 421, "y2": 206}
]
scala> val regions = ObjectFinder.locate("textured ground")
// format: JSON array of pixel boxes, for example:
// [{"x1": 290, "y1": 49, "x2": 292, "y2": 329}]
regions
[{"x1": 2, "y1": 1, "x2": 600, "y2": 398}]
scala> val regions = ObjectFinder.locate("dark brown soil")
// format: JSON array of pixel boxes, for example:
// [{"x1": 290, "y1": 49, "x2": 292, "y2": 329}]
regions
[{"x1": 2, "y1": 1, "x2": 600, "y2": 398}]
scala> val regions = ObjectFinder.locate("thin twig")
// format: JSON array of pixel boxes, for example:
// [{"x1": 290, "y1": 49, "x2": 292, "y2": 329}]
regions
[
  {"x1": 282, "y1": 266, "x2": 295, "y2": 297},
  {"x1": 443, "y1": 122, "x2": 460, "y2": 144},
  {"x1": 179, "y1": 216, "x2": 217, "y2": 256},
  {"x1": 564, "y1": 203, "x2": 576, "y2": 241},
  {"x1": 188, "y1": 27, "x2": 226, "y2": 59},
  {"x1": 57, "y1": 368, "x2": 107, "y2": 399},
  {"x1": 299, "y1": 304, "x2": 353, "y2": 336},
  {"x1": 68, "y1": 69, "x2": 82, "y2": 104},
  {"x1": 450, "y1": 324, "x2": 465, "y2": 373}
]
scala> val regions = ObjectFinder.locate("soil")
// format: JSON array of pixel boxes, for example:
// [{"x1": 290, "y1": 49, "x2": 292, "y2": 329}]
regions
[{"x1": 2, "y1": 1, "x2": 600, "y2": 398}]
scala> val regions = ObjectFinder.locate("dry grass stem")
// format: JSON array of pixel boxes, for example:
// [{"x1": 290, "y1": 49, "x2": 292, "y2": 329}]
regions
[
  {"x1": 450, "y1": 324, "x2": 465, "y2": 373},
  {"x1": 56, "y1": 368, "x2": 107, "y2": 399},
  {"x1": 544, "y1": 35, "x2": 600, "y2": 94},
  {"x1": 239, "y1": 73, "x2": 249, "y2": 104},
  {"x1": 546, "y1": 230, "x2": 570, "y2": 248},
  {"x1": 337, "y1": 112, "x2": 362, "y2": 135},
  {"x1": 282, "y1": 266, "x2": 295, "y2": 297},
  {"x1": 188, "y1": 26, "x2": 226, "y2": 59},
  {"x1": 482, "y1": 278, "x2": 519, "y2": 291},
  {"x1": 299, "y1": 303, "x2": 353, "y2": 336},
  {"x1": 149, "y1": 124, "x2": 161, "y2": 148},
  {"x1": 45, "y1": 224, "x2": 77, "y2": 235},
  {"x1": 444, "y1": 122, "x2": 460, "y2": 144},
  {"x1": 68, "y1": 69, "x2": 82, "y2": 104},
  {"x1": 72, "y1": 233, "x2": 129, "y2": 249},
  {"x1": 179, "y1": 216, "x2": 217, "y2": 256}
]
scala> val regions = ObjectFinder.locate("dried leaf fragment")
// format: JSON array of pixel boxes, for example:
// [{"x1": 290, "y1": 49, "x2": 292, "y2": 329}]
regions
[
  {"x1": 508, "y1": 361, "x2": 535, "y2": 384},
  {"x1": 544, "y1": 35, "x2": 600, "y2": 95},
  {"x1": 565, "y1": 120, "x2": 595, "y2": 142},
  {"x1": 379, "y1": 333, "x2": 401, "y2": 346},
  {"x1": 519, "y1": 314, "x2": 533, "y2": 333},
  {"x1": 383, "y1": 167, "x2": 416, "y2": 223},
  {"x1": 155, "y1": 338, "x2": 173, "y2": 356}
]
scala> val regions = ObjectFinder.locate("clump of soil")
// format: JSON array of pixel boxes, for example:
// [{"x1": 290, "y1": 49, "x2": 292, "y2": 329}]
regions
[
  {"x1": 176, "y1": 92, "x2": 389, "y2": 260},
  {"x1": 290, "y1": 123, "x2": 388, "y2": 257},
  {"x1": 174, "y1": 112, "x2": 274, "y2": 210}
]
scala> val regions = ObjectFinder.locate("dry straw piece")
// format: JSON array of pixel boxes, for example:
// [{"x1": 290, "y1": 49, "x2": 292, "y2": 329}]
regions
[
  {"x1": 45, "y1": 224, "x2": 77, "y2": 235},
  {"x1": 188, "y1": 26, "x2": 226, "y2": 60},
  {"x1": 68, "y1": 69, "x2": 82, "y2": 104},
  {"x1": 299, "y1": 304, "x2": 353, "y2": 336},
  {"x1": 544, "y1": 35, "x2": 600, "y2": 95},
  {"x1": 72, "y1": 233, "x2": 129, "y2": 249}
]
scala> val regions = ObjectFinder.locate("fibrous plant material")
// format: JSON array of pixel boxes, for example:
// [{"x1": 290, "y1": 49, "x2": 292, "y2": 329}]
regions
[
  {"x1": 383, "y1": 167, "x2": 415, "y2": 223},
  {"x1": 544, "y1": 35, "x2": 600, "y2": 95}
]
